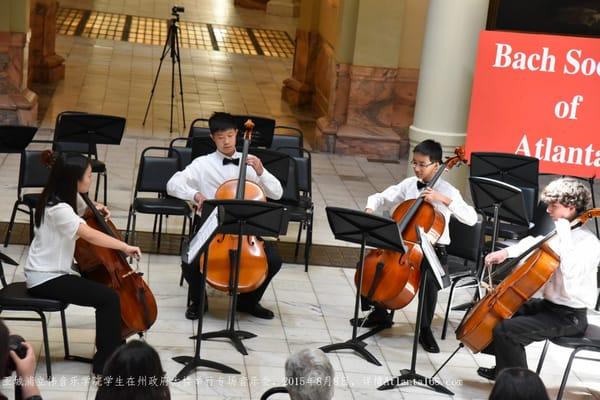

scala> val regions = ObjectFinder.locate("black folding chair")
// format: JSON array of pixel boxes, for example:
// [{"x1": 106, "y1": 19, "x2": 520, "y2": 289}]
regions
[
  {"x1": 125, "y1": 147, "x2": 192, "y2": 250},
  {"x1": 4, "y1": 150, "x2": 51, "y2": 247},
  {"x1": 0, "y1": 253, "x2": 90, "y2": 379},
  {"x1": 536, "y1": 324, "x2": 600, "y2": 400},
  {"x1": 271, "y1": 147, "x2": 313, "y2": 271},
  {"x1": 441, "y1": 216, "x2": 485, "y2": 340}
]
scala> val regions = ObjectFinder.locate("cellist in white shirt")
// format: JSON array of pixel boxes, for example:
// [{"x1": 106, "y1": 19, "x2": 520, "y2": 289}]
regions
[
  {"x1": 477, "y1": 178, "x2": 600, "y2": 381},
  {"x1": 167, "y1": 112, "x2": 283, "y2": 321}
]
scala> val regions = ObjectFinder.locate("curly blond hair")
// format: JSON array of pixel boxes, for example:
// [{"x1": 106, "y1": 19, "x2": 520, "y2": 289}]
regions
[{"x1": 540, "y1": 178, "x2": 591, "y2": 213}]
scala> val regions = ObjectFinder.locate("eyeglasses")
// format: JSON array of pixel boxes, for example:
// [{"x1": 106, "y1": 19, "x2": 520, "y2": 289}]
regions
[{"x1": 410, "y1": 161, "x2": 435, "y2": 169}]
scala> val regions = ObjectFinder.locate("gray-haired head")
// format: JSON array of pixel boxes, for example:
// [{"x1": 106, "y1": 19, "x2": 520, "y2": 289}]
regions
[
  {"x1": 285, "y1": 349, "x2": 334, "y2": 400},
  {"x1": 541, "y1": 178, "x2": 591, "y2": 213}
]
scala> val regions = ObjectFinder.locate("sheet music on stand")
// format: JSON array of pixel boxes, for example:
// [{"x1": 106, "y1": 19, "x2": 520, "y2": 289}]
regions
[
  {"x1": 183, "y1": 206, "x2": 221, "y2": 264},
  {"x1": 417, "y1": 226, "x2": 449, "y2": 290}
]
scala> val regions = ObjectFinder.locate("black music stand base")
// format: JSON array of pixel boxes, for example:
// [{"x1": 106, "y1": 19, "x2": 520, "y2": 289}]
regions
[
  {"x1": 173, "y1": 243, "x2": 241, "y2": 382},
  {"x1": 320, "y1": 324, "x2": 387, "y2": 366},
  {"x1": 199, "y1": 329, "x2": 256, "y2": 356},
  {"x1": 378, "y1": 270, "x2": 453, "y2": 395},
  {"x1": 173, "y1": 356, "x2": 239, "y2": 381},
  {"x1": 378, "y1": 369, "x2": 452, "y2": 394},
  {"x1": 320, "y1": 207, "x2": 407, "y2": 367}
]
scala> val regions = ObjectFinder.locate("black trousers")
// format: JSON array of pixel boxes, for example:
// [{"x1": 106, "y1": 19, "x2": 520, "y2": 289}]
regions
[
  {"x1": 483, "y1": 298, "x2": 588, "y2": 373},
  {"x1": 28, "y1": 275, "x2": 122, "y2": 374},
  {"x1": 182, "y1": 240, "x2": 282, "y2": 308},
  {"x1": 362, "y1": 245, "x2": 447, "y2": 329}
]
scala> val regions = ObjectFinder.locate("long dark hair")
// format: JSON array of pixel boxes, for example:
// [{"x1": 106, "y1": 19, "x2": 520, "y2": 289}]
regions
[
  {"x1": 96, "y1": 340, "x2": 170, "y2": 400},
  {"x1": 34, "y1": 152, "x2": 92, "y2": 227},
  {"x1": 489, "y1": 367, "x2": 549, "y2": 400}
]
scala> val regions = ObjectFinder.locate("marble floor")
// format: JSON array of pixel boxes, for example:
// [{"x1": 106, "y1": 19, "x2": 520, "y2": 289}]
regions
[{"x1": 1, "y1": 1, "x2": 600, "y2": 399}]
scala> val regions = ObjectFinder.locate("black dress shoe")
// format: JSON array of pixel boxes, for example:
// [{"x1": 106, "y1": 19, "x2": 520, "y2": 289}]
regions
[
  {"x1": 237, "y1": 303, "x2": 275, "y2": 319},
  {"x1": 185, "y1": 301, "x2": 208, "y2": 320},
  {"x1": 477, "y1": 366, "x2": 497, "y2": 381},
  {"x1": 349, "y1": 314, "x2": 393, "y2": 329},
  {"x1": 419, "y1": 327, "x2": 440, "y2": 353}
]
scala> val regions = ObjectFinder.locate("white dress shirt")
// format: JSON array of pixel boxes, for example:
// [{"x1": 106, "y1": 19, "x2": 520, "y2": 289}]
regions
[
  {"x1": 504, "y1": 221, "x2": 600, "y2": 309},
  {"x1": 25, "y1": 202, "x2": 86, "y2": 288},
  {"x1": 365, "y1": 176, "x2": 478, "y2": 245},
  {"x1": 166, "y1": 150, "x2": 283, "y2": 202}
]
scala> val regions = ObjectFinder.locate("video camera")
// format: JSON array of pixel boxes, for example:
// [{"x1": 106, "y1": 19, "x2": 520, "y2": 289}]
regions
[
  {"x1": 172, "y1": 5, "x2": 184, "y2": 16},
  {"x1": 3, "y1": 335, "x2": 27, "y2": 377}
]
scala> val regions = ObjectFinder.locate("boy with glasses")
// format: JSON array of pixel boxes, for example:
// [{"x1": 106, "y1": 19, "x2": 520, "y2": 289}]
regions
[{"x1": 357, "y1": 139, "x2": 477, "y2": 353}]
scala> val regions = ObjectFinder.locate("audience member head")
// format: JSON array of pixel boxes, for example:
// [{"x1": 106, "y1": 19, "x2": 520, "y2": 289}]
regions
[
  {"x1": 96, "y1": 340, "x2": 169, "y2": 400},
  {"x1": 285, "y1": 348, "x2": 334, "y2": 400},
  {"x1": 489, "y1": 367, "x2": 549, "y2": 400}
]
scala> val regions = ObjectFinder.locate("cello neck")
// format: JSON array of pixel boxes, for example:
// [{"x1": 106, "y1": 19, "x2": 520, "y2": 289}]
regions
[
  {"x1": 235, "y1": 119, "x2": 255, "y2": 200},
  {"x1": 397, "y1": 160, "x2": 450, "y2": 232}
]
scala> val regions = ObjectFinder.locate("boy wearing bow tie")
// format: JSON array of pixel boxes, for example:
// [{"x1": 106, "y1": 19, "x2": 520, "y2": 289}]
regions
[
  {"x1": 167, "y1": 112, "x2": 283, "y2": 320},
  {"x1": 359, "y1": 139, "x2": 477, "y2": 353}
]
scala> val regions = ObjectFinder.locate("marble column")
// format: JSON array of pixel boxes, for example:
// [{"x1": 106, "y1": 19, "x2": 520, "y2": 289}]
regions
[
  {"x1": 29, "y1": 0, "x2": 65, "y2": 83},
  {"x1": 267, "y1": 0, "x2": 300, "y2": 17},
  {"x1": 407, "y1": 0, "x2": 489, "y2": 190},
  {"x1": 0, "y1": 0, "x2": 38, "y2": 126}
]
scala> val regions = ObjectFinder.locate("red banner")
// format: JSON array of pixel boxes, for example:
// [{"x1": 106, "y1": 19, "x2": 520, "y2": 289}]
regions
[{"x1": 465, "y1": 30, "x2": 600, "y2": 178}]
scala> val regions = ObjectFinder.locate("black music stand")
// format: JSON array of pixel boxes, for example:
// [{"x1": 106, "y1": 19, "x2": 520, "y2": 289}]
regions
[
  {"x1": 378, "y1": 226, "x2": 453, "y2": 395},
  {"x1": 471, "y1": 152, "x2": 539, "y2": 227},
  {"x1": 173, "y1": 205, "x2": 241, "y2": 381},
  {"x1": 233, "y1": 115, "x2": 275, "y2": 148},
  {"x1": 196, "y1": 199, "x2": 287, "y2": 355},
  {"x1": 469, "y1": 177, "x2": 530, "y2": 253},
  {"x1": 319, "y1": 207, "x2": 406, "y2": 366},
  {"x1": 53, "y1": 113, "x2": 126, "y2": 157},
  {"x1": 250, "y1": 148, "x2": 291, "y2": 187},
  {"x1": 0, "y1": 126, "x2": 37, "y2": 153}
]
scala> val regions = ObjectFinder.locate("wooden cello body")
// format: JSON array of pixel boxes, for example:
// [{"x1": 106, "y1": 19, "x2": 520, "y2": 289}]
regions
[
  {"x1": 74, "y1": 193, "x2": 158, "y2": 339},
  {"x1": 201, "y1": 120, "x2": 269, "y2": 294},
  {"x1": 358, "y1": 201, "x2": 445, "y2": 309},
  {"x1": 355, "y1": 148, "x2": 466, "y2": 310},
  {"x1": 456, "y1": 208, "x2": 600, "y2": 353}
]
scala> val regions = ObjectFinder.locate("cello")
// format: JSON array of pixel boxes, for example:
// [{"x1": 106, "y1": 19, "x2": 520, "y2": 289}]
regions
[
  {"x1": 74, "y1": 192, "x2": 158, "y2": 339},
  {"x1": 456, "y1": 208, "x2": 600, "y2": 353},
  {"x1": 356, "y1": 148, "x2": 467, "y2": 310},
  {"x1": 201, "y1": 119, "x2": 269, "y2": 293}
]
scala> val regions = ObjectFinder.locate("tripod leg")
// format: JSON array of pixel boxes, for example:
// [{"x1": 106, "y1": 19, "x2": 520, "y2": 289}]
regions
[
  {"x1": 174, "y1": 26, "x2": 186, "y2": 128},
  {"x1": 143, "y1": 24, "x2": 173, "y2": 126},
  {"x1": 170, "y1": 39, "x2": 176, "y2": 133}
]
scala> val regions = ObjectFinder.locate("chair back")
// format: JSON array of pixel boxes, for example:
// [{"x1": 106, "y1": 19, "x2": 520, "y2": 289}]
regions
[
  {"x1": 0, "y1": 253, "x2": 19, "y2": 288},
  {"x1": 272, "y1": 135, "x2": 302, "y2": 157},
  {"x1": 19, "y1": 150, "x2": 51, "y2": 192},
  {"x1": 188, "y1": 118, "x2": 211, "y2": 139},
  {"x1": 169, "y1": 137, "x2": 192, "y2": 169},
  {"x1": 135, "y1": 147, "x2": 180, "y2": 195},
  {"x1": 294, "y1": 150, "x2": 311, "y2": 195},
  {"x1": 447, "y1": 217, "x2": 484, "y2": 264},
  {"x1": 529, "y1": 201, "x2": 554, "y2": 237}
]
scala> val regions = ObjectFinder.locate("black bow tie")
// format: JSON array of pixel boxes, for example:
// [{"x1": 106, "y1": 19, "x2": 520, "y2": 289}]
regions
[
  {"x1": 417, "y1": 180, "x2": 428, "y2": 190},
  {"x1": 222, "y1": 158, "x2": 240, "y2": 166}
]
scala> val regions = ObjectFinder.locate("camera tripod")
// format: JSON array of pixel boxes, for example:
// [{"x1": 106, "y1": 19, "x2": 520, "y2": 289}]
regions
[{"x1": 143, "y1": 10, "x2": 186, "y2": 133}]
